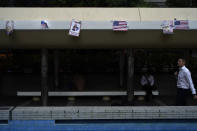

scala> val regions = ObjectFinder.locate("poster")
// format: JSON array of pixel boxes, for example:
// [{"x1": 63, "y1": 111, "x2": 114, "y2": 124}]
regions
[
  {"x1": 41, "y1": 20, "x2": 49, "y2": 29},
  {"x1": 6, "y1": 20, "x2": 14, "y2": 36},
  {"x1": 69, "y1": 20, "x2": 81, "y2": 37},
  {"x1": 161, "y1": 20, "x2": 174, "y2": 34},
  {"x1": 174, "y1": 19, "x2": 189, "y2": 30},
  {"x1": 112, "y1": 21, "x2": 128, "y2": 31}
]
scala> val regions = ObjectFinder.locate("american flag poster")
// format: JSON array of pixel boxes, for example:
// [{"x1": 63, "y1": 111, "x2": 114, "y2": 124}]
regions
[
  {"x1": 112, "y1": 21, "x2": 128, "y2": 31},
  {"x1": 174, "y1": 20, "x2": 189, "y2": 30},
  {"x1": 161, "y1": 20, "x2": 174, "y2": 34}
]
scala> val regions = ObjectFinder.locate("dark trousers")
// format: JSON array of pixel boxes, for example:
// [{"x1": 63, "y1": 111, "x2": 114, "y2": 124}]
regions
[
  {"x1": 142, "y1": 85, "x2": 154, "y2": 102},
  {"x1": 176, "y1": 88, "x2": 189, "y2": 106}
]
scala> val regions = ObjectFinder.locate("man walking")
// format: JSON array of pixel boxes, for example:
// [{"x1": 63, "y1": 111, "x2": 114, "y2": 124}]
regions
[{"x1": 175, "y1": 58, "x2": 197, "y2": 106}]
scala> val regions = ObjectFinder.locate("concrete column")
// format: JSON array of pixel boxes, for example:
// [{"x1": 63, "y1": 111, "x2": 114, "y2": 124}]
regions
[
  {"x1": 184, "y1": 49, "x2": 190, "y2": 67},
  {"x1": 41, "y1": 49, "x2": 48, "y2": 106},
  {"x1": 54, "y1": 50, "x2": 59, "y2": 89},
  {"x1": 120, "y1": 50, "x2": 125, "y2": 88},
  {"x1": 127, "y1": 49, "x2": 134, "y2": 103}
]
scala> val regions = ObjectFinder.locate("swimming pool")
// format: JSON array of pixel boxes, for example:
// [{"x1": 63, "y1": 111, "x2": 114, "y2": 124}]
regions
[{"x1": 1, "y1": 120, "x2": 197, "y2": 131}]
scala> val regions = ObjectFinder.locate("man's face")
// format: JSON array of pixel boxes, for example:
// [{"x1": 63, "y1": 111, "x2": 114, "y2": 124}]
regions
[{"x1": 177, "y1": 59, "x2": 185, "y2": 67}]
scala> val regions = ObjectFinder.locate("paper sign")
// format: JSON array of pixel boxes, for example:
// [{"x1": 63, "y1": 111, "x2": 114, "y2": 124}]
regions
[
  {"x1": 41, "y1": 20, "x2": 49, "y2": 29},
  {"x1": 69, "y1": 20, "x2": 81, "y2": 37},
  {"x1": 6, "y1": 20, "x2": 14, "y2": 36},
  {"x1": 161, "y1": 20, "x2": 174, "y2": 34},
  {"x1": 174, "y1": 19, "x2": 189, "y2": 30}
]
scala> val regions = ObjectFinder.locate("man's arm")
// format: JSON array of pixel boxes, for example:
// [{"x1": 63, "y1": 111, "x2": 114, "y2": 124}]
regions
[{"x1": 185, "y1": 71, "x2": 197, "y2": 99}]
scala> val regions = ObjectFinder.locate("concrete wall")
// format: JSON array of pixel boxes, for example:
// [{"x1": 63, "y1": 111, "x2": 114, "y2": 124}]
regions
[{"x1": 0, "y1": 8, "x2": 197, "y2": 21}]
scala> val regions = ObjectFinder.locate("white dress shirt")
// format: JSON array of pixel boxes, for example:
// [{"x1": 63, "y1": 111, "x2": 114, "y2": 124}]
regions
[
  {"x1": 140, "y1": 75, "x2": 154, "y2": 86},
  {"x1": 177, "y1": 66, "x2": 196, "y2": 94}
]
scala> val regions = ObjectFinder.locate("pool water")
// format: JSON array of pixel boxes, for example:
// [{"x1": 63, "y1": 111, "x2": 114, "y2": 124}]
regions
[{"x1": 0, "y1": 120, "x2": 197, "y2": 131}]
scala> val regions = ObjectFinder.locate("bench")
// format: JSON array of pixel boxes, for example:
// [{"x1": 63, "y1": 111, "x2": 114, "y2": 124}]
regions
[
  {"x1": 134, "y1": 90, "x2": 159, "y2": 96},
  {"x1": 17, "y1": 91, "x2": 127, "y2": 102},
  {"x1": 17, "y1": 90, "x2": 159, "y2": 96},
  {"x1": 17, "y1": 91, "x2": 127, "y2": 96},
  {"x1": 17, "y1": 91, "x2": 159, "y2": 102}
]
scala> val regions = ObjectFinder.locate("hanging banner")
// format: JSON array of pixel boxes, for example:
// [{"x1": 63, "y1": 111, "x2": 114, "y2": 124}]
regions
[
  {"x1": 161, "y1": 20, "x2": 174, "y2": 34},
  {"x1": 174, "y1": 19, "x2": 189, "y2": 30},
  {"x1": 6, "y1": 20, "x2": 14, "y2": 36},
  {"x1": 112, "y1": 21, "x2": 128, "y2": 31},
  {"x1": 69, "y1": 20, "x2": 81, "y2": 37},
  {"x1": 41, "y1": 20, "x2": 49, "y2": 29}
]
